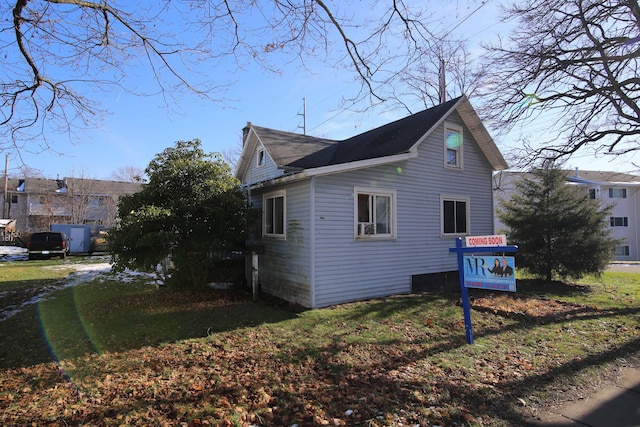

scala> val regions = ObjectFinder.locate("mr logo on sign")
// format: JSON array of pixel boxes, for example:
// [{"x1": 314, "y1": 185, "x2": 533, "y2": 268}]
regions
[{"x1": 463, "y1": 255, "x2": 516, "y2": 292}]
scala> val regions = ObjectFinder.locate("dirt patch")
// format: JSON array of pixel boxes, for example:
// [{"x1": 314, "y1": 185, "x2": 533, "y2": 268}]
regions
[{"x1": 469, "y1": 294, "x2": 599, "y2": 323}]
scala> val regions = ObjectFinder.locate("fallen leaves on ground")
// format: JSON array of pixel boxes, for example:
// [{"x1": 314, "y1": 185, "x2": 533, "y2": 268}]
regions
[
  {"x1": 469, "y1": 294, "x2": 599, "y2": 322},
  {"x1": 1, "y1": 291, "x2": 638, "y2": 426}
]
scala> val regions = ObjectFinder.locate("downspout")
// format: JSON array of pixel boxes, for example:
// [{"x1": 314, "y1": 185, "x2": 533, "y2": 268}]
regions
[
  {"x1": 491, "y1": 172, "x2": 497, "y2": 234},
  {"x1": 310, "y1": 176, "x2": 316, "y2": 308}
]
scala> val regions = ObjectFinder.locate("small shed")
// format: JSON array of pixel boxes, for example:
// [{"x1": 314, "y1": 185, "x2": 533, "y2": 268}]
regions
[{"x1": 50, "y1": 224, "x2": 92, "y2": 254}]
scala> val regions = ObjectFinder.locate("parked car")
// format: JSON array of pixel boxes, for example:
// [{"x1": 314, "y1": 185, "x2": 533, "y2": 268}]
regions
[{"x1": 27, "y1": 231, "x2": 71, "y2": 260}]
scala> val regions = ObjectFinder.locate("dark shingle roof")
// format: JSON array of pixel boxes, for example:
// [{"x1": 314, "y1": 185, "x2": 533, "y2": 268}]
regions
[
  {"x1": 238, "y1": 95, "x2": 507, "y2": 179},
  {"x1": 277, "y1": 97, "x2": 461, "y2": 169},
  {"x1": 251, "y1": 126, "x2": 338, "y2": 170}
]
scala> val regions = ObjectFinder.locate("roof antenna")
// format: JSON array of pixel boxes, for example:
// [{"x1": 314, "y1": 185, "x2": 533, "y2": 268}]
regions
[{"x1": 297, "y1": 97, "x2": 307, "y2": 135}]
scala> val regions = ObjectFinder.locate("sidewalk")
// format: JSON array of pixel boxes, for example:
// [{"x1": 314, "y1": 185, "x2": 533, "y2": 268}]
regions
[{"x1": 525, "y1": 367, "x2": 640, "y2": 427}]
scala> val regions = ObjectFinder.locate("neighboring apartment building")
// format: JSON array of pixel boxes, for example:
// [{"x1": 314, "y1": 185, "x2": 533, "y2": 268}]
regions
[
  {"x1": 0, "y1": 177, "x2": 141, "y2": 234},
  {"x1": 493, "y1": 169, "x2": 640, "y2": 261}
]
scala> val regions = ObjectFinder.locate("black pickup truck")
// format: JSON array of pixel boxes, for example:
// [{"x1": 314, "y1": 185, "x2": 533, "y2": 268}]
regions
[{"x1": 27, "y1": 231, "x2": 71, "y2": 260}]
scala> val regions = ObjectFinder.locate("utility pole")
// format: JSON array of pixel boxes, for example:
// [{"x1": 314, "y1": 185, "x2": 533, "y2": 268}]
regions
[
  {"x1": 439, "y1": 56, "x2": 446, "y2": 104},
  {"x1": 3, "y1": 154, "x2": 8, "y2": 219},
  {"x1": 297, "y1": 97, "x2": 307, "y2": 135}
]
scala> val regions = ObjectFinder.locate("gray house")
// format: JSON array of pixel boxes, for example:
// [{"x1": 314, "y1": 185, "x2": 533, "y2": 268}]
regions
[
  {"x1": 236, "y1": 96, "x2": 508, "y2": 308},
  {"x1": 1, "y1": 177, "x2": 141, "y2": 233}
]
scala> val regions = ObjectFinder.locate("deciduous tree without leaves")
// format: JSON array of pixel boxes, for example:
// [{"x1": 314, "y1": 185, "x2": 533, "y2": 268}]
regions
[
  {"x1": 3, "y1": 0, "x2": 464, "y2": 156},
  {"x1": 480, "y1": 0, "x2": 640, "y2": 165}
]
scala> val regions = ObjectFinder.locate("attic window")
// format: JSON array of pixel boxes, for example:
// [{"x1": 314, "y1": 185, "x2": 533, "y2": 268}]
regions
[
  {"x1": 444, "y1": 123, "x2": 463, "y2": 169},
  {"x1": 257, "y1": 148, "x2": 265, "y2": 167}
]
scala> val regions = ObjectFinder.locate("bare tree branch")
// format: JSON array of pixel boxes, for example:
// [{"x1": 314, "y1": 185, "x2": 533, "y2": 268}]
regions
[
  {"x1": 2, "y1": 0, "x2": 479, "y2": 166},
  {"x1": 479, "y1": 0, "x2": 640, "y2": 165}
]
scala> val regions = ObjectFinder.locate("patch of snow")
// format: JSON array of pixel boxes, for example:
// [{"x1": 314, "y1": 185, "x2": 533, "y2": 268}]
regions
[
  {"x1": 0, "y1": 246, "x2": 158, "y2": 322},
  {"x1": 0, "y1": 245, "x2": 27, "y2": 262},
  {"x1": 208, "y1": 282, "x2": 234, "y2": 290}
]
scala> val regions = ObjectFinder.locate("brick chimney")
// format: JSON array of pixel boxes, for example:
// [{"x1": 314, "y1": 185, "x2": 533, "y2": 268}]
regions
[{"x1": 242, "y1": 122, "x2": 252, "y2": 147}]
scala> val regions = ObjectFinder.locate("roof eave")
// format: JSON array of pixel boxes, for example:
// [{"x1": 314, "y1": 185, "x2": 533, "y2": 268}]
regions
[
  {"x1": 244, "y1": 170, "x2": 310, "y2": 191},
  {"x1": 235, "y1": 127, "x2": 257, "y2": 180},
  {"x1": 304, "y1": 152, "x2": 416, "y2": 177},
  {"x1": 455, "y1": 96, "x2": 509, "y2": 171}
]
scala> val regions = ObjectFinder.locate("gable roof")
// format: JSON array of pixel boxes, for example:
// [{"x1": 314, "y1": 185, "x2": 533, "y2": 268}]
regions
[
  {"x1": 6, "y1": 177, "x2": 141, "y2": 195},
  {"x1": 567, "y1": 169, "x2": 640, "y2": 185},
  {"x1": 495, "y1": 170, "x2": 640, "y2": 190},
  {"x1": 248, "y1": 126, "x2": 337, "y2": 170},
  {"x1": 290, "y1": 97, "x2": 462, "y2": 169},
  {"x1": 236, "y1": 95, "x2": 508, "y2": 180}
]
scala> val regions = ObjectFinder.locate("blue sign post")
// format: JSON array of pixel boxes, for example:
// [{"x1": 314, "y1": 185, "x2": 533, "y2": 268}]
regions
[{"x1": 449, "y1": 237, "x2": 518, "y2": 344}]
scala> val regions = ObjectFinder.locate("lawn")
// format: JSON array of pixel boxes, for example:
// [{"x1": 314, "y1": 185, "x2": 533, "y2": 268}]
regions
[{"x1": 0, "y1": 259, "x2": 639, "y2": 426}]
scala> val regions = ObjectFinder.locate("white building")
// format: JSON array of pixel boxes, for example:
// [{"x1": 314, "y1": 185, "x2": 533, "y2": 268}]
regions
[{"x1": 494, "y1": 169, "x2": 640, "y2": 261}]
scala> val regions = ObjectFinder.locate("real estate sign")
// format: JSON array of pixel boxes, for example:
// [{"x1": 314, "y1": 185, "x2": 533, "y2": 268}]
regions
[
  {"x1": 463, "y1": 255, "x2": 516, "y2": 292},
  {"x1": 465, "y1": 234, "x2": 507, "y2": 247},
  {"x1": 450, "y1": 237, "x2": 518, "y2": 345}
]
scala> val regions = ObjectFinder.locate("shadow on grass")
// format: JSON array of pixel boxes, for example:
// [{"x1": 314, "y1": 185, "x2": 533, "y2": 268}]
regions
[
  {"x1": 1, "y1": 282, "x2": 638, "y2": 426},
  {"x1": 265, "y1": 290, "x2": 640, "y2": 425},
  {"x1": 0, "y1": 281, "x2": 299, "y2": 370},
  {"x1": 501, "y1": 278, "x2": 592, "y2": 299}
]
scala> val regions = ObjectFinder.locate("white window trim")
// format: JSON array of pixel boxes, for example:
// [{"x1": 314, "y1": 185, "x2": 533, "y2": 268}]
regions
[
  {"x1": 440, "y1": 194, "x2": 470, "y2": 237},
  {"x1": 610, "y1": 216, "x2": 629, "y2": 227},
  {"x1": 263, "y1": 189, "x2": 286, "y2": 239},
  {"x1": 353, "y1": 186, "x2": 397, "y2": 240},
  {"x1": 444, "y1": 122, "x2": 463, "y2": 170},
  {"x1": 257, "y1": 148, "x2": 266, "y2": 167},
  {"x1": 614, "y1": 245, "x2": 630, "y2": 257},
  {"x1": 609, "y1": 187, "x2": 627, "y2": 198}
]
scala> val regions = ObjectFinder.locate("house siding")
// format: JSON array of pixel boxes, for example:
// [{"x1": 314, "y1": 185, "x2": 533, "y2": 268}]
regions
[
  {"x1": 604, "y1": 185, "x2": 640, "y2": 261},
  {"x1": 0, "y1": 178, "x2": 140, "y2": 233},
  {"x1": 243, "y1": 142, "x2": 284, "y2": 186},
  {"x1": 250, "y1": 180, "x2": 313, "y2": 307},
  {"x1": 312, "y1": 113, "x2": 495, "y2": 307}
]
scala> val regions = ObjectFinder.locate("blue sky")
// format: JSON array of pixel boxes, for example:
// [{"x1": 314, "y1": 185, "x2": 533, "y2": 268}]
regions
[{"x1": 10, "y1": 1, "x2": 640, "y2": 179}]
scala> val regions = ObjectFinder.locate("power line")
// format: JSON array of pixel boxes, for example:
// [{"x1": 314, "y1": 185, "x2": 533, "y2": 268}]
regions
[
  {"x1": 442, "y1": 0, "x2": 494, "y2": 40},
  {"x1": 301, "y1": 1, "x2": 498, "y2": 136}
]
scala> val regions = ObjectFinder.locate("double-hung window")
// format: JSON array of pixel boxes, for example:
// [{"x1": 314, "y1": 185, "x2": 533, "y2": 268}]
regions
[
  {"x1": 263, "y1": 190, "x2": 285, "y2": 238},
  {"x1": 444, "y1": 122, "x2": 463, "y2": 169},
  {"x1": 610, "y1": 216, "x2": 628, "y2": 227},
  {"x1": 609, "y1": 188, "x2": 627, "y2": 198},
  {"x1": 615, "y1": 245, "x2": 630, "y2": 256},
  {"x1": 441, "y1": 195, "x2": 469, "y2": 236},
  {"x1": 355, "y1": 187, "x2": 396, "y2": 239}
]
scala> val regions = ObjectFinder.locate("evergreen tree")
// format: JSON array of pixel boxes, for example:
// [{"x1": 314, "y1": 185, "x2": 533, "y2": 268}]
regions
[
  {"x1": 109, "y1": 139, "x2": 255, "y2": 288},
  {"x1": 497, "y1": 166, "x2": 618, "y2": 281}
]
